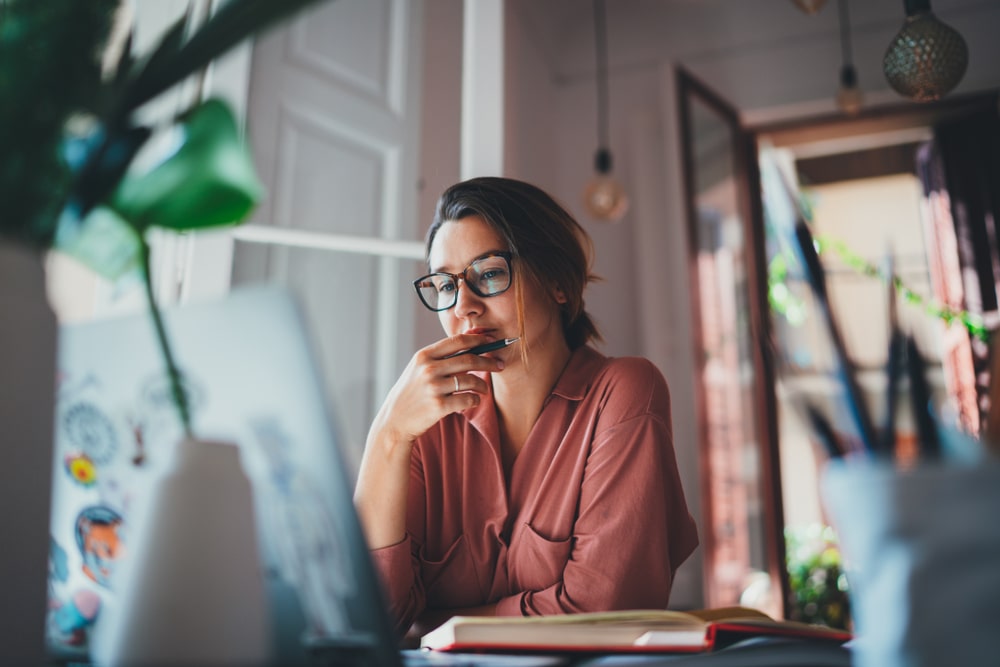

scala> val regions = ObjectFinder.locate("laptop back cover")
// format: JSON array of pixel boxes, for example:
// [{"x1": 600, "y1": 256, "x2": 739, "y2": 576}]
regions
[{"x1": 47, "y1": 284, "x2": 401, "y2": 667}]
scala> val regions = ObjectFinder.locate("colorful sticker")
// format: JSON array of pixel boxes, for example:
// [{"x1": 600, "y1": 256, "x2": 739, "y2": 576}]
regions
[
  {"x1": 62, "y1": 401, "x2": 118, "y2": 465},
  {"x1": 48, "y1": 538, "x2": 102, "y2": 648},
  {"x1": 63, "y1": 452, "x2": 98, "y2": 487},
  {"x1": 74, "y1": 506, "x2": 125, "y2": 589},
  {"x1": 127, "y1": 416, "x2": 147, "y2": 466},
  {"x1": 50, "y1": 589, "x2": 101, "y2": 645}
]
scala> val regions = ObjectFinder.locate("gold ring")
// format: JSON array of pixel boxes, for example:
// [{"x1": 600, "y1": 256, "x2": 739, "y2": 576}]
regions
[{"x1": 454, "y1": 375, "x2": 460, "y2": 393}]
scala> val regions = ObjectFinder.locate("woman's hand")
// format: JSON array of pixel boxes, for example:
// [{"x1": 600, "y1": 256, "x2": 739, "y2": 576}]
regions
[
  {"x1": 355, "y1": 334, "x2": 503, "y2": 549},
  {"x1": 370, "y1": 333, "x2": 505, "y2": 447}
]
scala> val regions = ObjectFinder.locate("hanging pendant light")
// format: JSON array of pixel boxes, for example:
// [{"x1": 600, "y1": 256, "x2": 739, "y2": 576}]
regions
[
  {"x1": 583, "y1": 0, "x2": 628, "y2": 222},
  {"x1": 883, "y1": 0, "x2": 968, "y2": 102},
  {"x1": 791, "y1": 0, "x2": 828, "y2": 15},
  {"x1": 835, "y1": 0, "x2": 862, "y2": 115}
]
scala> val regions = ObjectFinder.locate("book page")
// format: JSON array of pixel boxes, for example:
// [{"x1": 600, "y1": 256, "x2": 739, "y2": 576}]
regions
[
  {"x1": 684, "y1": 606, "x2": 773, "y2": 623},
  {"x1": 441, "y1": 609, "x2": 706, "y2": 627}
]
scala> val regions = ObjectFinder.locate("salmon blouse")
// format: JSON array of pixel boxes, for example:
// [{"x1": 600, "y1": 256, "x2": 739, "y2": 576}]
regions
[{"x1": 369, "y1": 345, "x2": 699, "y2": 635}]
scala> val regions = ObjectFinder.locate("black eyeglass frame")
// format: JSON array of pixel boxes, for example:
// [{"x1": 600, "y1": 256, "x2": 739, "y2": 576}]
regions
[{"x1": 412, "y1": 251, "x2": 514, "y2": 312}]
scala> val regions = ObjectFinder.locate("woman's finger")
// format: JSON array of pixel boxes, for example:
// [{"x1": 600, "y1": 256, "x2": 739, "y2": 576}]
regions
[{"x1": 445, "y1": 372, "x2": 490, "y2": 396}]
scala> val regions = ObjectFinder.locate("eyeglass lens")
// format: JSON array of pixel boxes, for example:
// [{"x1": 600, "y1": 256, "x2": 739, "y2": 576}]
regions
[{"x1": 415, "y1": 254, "x2": 511, "y2": 311}]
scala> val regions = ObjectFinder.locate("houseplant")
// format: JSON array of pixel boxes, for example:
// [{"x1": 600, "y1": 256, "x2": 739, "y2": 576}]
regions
[
  {"x1": 0, "y1": 0, "x2": 328, "y2": 662},
  {"x1": 785, "y1": 523, "x2": 851, "y2": 631}
]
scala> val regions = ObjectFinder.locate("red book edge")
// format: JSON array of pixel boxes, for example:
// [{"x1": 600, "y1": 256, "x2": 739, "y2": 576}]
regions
[{"x1": 706, "y1": 621, "x2": 852, "y2": 651}]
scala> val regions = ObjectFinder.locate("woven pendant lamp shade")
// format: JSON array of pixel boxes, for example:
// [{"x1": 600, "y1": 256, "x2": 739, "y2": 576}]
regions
[{"x1": 883, "y1": 0, "x2": 968, "y2": 102}]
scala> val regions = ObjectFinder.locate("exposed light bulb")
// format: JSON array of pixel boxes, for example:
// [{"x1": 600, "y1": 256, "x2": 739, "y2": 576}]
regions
[
  {"x1": 584, "y1": 176, "x2": 629, "y2": 222},
  {"x1": 836, "y1": 85, "x2": 863, "y2": 116},
  {"x1": 583, "y1": 149, "x2": 629, "y2": 222},
  {"x1": 585, "y1": 2, "x2": 628, "y2": 223},
  {"x1": 834, "y1": 0, "x2": 862, "y2": 115},
  {"x1": 791, "y1": 0, "x2": 828, "y2": 15},
  {"x1": 883, "y1": 0, "x2": 968, "y2": 102},
  {"x1": 836, "y1": 64, "x2": 863, "y2": 115}
]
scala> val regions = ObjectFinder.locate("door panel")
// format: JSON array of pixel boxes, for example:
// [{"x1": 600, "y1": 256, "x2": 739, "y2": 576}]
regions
[{"x1": 233, "y1": 0, "x2": 424, "y2": 475}]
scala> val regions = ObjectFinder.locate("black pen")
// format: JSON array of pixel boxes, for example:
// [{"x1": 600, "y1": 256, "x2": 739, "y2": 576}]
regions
[
  {"x1": 443, "y1": 337, "x2": 520, "y2": 358},
  {"x1": 793, "y1": 220, "x2": 878, "y2": 455},
  {"x1": 879, "y1": 248, "x2": 902, "y2": 460},
  {"x1": 905, "y1": 335, "x2": 941, "y2": 460},
  {"x1": 803, "y1": 402, "x2": 845, "y2": 460}
]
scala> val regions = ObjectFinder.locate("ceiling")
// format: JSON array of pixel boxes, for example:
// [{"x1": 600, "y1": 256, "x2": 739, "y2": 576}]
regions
[{"x1": 510, "y1": 0, "x2": 1000, "y2": 113}]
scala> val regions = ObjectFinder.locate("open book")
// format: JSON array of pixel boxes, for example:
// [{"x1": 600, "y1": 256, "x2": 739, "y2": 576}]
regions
[{"x1": 420, "y1": 607, "x2": 851, "y2": 654}]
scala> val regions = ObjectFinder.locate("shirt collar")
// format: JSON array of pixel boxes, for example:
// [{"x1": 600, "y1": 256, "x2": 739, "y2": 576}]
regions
[
  {"x1": 465, "y1": 345, "x2": 606, "y2": 436},
  {"x1": 549, "y1": 345, "x2": 605, "y2": 401}
]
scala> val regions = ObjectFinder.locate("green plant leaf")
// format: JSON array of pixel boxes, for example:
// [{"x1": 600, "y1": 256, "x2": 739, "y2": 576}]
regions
[
  {"x1": 115, "y1": 0, "x2": 332, "y2": 118},
  {"x1": 113, "y1": 29, "x2": 135, "y2": 89},
  {"x1": 54, "y1": 205, "x2": 142, "y2": 280},
  {"x1": 125, "y1": 9, "x2": 190, "y2": 97},
  {"x1": 108, "y1": 98, "x2": 262, "y2": 231}
]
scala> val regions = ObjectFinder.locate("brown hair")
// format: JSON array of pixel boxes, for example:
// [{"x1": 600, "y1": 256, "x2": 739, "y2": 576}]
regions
[{"x1": 426, "y1": 177, "x2": 602, "y2": 350}]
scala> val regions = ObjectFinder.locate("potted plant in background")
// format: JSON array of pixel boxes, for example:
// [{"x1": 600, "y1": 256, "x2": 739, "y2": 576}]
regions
[
  {"x1": 0, "y1": 0, "x2": 328, "y2": 663},
  {"x1": 785, "y1": 523, "x2": 851, "y2": 631}
]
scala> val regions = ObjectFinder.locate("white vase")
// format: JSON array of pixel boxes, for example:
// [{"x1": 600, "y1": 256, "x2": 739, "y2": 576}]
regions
[
  {"x1": 0, "y1": 241, "x2": 57, "y2": 665},
  {"x1": 92, "y1": 437, "x2": 270, "y2": 666}
]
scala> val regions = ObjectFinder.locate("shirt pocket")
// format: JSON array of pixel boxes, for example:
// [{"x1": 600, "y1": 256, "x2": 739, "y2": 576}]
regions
[
  {"x1": 420, "y1": 534, "x2": 485, "y2": 608},
  {"x1": 510, "y1": 523, "x2": 573, "y2": 592}
]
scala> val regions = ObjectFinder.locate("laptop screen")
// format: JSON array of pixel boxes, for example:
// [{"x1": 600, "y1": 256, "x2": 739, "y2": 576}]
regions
[{"x1": 47, "y1": 284, "x2": 401, "y2": 666}]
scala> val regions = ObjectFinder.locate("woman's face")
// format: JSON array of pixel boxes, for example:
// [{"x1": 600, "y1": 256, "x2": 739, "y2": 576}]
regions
[{"x1": 428, "y1": 216, "x2": 567, "y2": 364}]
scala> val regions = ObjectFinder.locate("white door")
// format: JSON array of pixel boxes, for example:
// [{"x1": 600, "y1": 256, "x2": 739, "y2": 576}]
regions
[{"x1": 231, "y1": 0, "x2": 426, "y2": 476}]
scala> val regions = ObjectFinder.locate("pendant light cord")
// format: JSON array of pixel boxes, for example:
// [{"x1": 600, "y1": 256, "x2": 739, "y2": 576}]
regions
[
  {"x1": 904, "y1": 0, "x2": 932, "y2": 16},
  {"x1": 593, "y1": 0, "x2": 609, "y2": 152},
  {"x1": 837, "y1": 0, "x2": 854, "y2": 68}
]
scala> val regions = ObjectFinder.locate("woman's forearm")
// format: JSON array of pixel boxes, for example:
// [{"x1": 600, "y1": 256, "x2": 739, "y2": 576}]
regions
[{"x1": 354, "y1": 426, "x2": 413, "y2": 550}]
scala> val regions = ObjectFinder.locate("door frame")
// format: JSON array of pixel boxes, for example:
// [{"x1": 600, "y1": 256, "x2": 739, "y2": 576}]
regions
[{"x1": 676, "y1": 66, "x2": 787, "y2": 616}]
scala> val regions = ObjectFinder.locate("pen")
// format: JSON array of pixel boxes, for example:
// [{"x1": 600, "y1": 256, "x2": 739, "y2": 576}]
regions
[
  {"x1": 765, "y1": 161, "x2": 876, "y2": 456},
  {"x1": 878, "y1": 247, "x2": 902, "y2": 460},
  {"x1": 793, "y1": 220, "x2": 878, "y2": 455},
  {"x1": 905, "y1": 335, "x2": 941, "y2": 461},
  {"x1": 443, "y1": 337, "x2": 520, "y2": 358},
  {"x1": 803, "y1": 402, "x2": 845, "y2": 460}
]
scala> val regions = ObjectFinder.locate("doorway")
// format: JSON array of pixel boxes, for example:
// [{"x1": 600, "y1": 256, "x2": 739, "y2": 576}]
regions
[
  {"x1": 679, "y1": 64, "x2": 999, "y2": 620},
  {"x1": 761, "y1": 135, "x2": 940, "y2": 629},
  {"x1": 754, "y1": 94, "x2": 999, "y2": 624}
]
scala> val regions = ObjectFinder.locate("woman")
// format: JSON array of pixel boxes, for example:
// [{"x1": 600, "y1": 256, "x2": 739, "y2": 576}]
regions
[{"x1": 355, "y1": 177, "x2": 698, "y2": 636}]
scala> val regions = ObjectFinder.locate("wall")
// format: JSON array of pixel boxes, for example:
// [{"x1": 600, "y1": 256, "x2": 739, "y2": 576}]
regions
[
  {"x1": 412, "y1": 0, "x2": 464, "y2": 349},
  {"x1": 503, "y1": 13, "x2": 706, "y2": 602},
  {"x1": 503, "y1": 3, "x2": 559, "y2": 191}
]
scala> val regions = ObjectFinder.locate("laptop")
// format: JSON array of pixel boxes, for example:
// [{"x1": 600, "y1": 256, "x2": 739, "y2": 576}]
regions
[{"x1": 47, "y1": 284, "x2": 564, "y2": 667}]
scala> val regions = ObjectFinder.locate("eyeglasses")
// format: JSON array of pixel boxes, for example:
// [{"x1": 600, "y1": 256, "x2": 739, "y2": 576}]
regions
[{"x1": 413, "y1": 252, "x2": 513, "y2": 312}]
